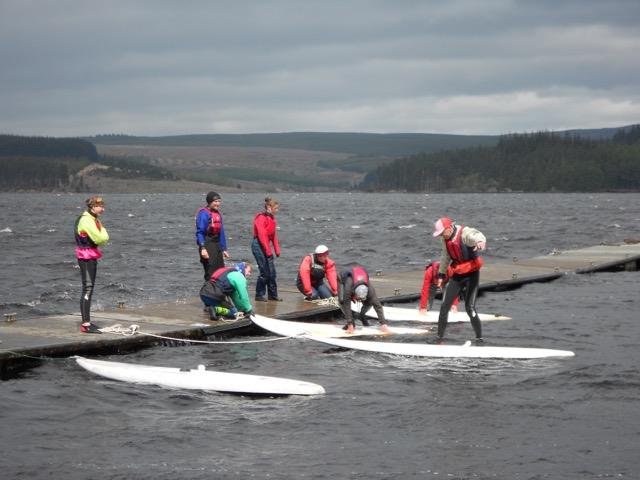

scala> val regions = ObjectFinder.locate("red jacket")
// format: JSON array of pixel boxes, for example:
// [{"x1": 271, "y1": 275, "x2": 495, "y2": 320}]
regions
[
  {"x1": 253, "y1": 211, "x2": 280, "y2": 257},
  {"x1": 419, "y1": 262, "x2": 459, "y2": 310},
  {"x1": 298, "y1": 254, "x2": 338, "y2": 295}
]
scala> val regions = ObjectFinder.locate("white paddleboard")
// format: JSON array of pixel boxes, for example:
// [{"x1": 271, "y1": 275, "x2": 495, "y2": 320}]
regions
[
  {"x1": 75, "y1": 356, "x2": 325, "y2": 396},
  {"x1": 351, "y1": 302, "x2": 511, "y2": 323},
  {"x1": 304, "y1": 335, "x2": 575, "y2": 359},
  {"x1": 251, "y1": 314, "x2": 430, "y2": 338}
]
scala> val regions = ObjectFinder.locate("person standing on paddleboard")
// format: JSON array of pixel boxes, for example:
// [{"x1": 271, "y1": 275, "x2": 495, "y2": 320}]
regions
[
  {"x1": 196, "y1": 191, "x2": 230, "y2": 281},
  {"x1": 338, "y1": 265, "x2": 390, "y2": 334},
  {"x1": 433, "y1": 217, "x2": 486, "y2": 343},
  {"x1": 296, "y1": 244, "x2": 338, "y2": 300},
  {"x1": 251, "y1": 197, "x2": 282, "y2": 302},
  {"x1": 418, "y1": 261, "x2": 459, "y2": 314},
  {"x1": 74, "y1": 196, "x2": 109, "y2": 334}
]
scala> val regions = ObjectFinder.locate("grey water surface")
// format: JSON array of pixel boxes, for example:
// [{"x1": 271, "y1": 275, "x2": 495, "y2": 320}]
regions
[{"x1": 1, "y1": 192, "x2": 639, "y2": 479}]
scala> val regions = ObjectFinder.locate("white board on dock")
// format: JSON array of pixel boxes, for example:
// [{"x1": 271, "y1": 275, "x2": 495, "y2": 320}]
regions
[
  {"x1": 351, "y1": 302, "x2": 511, "y2": 323},
  {"x1": 75, "y1": 356, "x2": 325, "y2": 396},
  {"x1": 251, "y1": 314, "x2": 430, "y2": 338},
  {"x1": 304, "y1": 336, "x2": 575, "y2": 359}
]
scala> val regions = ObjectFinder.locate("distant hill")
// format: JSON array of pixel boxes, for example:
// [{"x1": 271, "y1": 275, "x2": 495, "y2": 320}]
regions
[
  {"x1": 360, "y1": 129, "x2": 640, "y2": 192},
  {"x1": 87, "y1": 132, "x2": 499, "y2": 157},
  {"x1": 86, "y1": 126, "x2": 636, "y2": 156}
]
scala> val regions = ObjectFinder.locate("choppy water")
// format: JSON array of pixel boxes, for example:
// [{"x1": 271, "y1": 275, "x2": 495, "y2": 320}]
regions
[{"x1": 1, "y1": 192, "x2": 639, "y2": 479}]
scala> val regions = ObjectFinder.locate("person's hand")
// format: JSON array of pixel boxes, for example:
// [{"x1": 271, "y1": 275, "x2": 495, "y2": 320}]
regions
[
  {"x1": 419, "y1": 308, "x2": 428, "y2": 315},
  {"x1": 200, "y1": 248, "x2": 209, "y2": 260},
  {"x1": 450, "y1": 304, "x2": 458, "y2": 313},
  {"x1": 436, "y1": 278, "x2": 443, "y2": 288},
  {"x1": 475, "y1": 241, "x2": 486, "y2": 251},
  {"x1": 223, "y1": 250, "x2": 230, "y2": 259}
]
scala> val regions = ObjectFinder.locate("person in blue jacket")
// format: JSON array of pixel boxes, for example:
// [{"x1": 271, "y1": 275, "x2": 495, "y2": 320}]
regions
[{"x1": 195, "y1": 191, "x2": 229, "y2": 281}]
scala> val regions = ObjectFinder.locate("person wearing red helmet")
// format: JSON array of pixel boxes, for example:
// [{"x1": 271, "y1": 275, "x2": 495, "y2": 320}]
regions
[
  {"x1": 432, "y1": 217, "x2": 487, "y2": 342},
  {"x1": 296, "y1": 244, "x2": 338, "y2": 300}
]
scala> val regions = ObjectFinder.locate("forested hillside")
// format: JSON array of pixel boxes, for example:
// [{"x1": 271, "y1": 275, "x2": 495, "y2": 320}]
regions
[
  {"x1": 0, "y1": 135, "x2": 174, "y2": 191},
  {"x1": 360, "y1": 129, "x2": 640, "y2": 192}
]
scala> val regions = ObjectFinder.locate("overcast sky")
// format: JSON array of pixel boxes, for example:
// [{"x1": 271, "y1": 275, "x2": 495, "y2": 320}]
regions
[{"x1": 1, "y1": 0, "x2": 639, "y2": 137}]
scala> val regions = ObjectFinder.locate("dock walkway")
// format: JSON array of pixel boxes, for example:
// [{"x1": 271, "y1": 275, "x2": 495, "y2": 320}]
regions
[{"x1": 2, "y1": 242, "x2": 639, "y2": 377}]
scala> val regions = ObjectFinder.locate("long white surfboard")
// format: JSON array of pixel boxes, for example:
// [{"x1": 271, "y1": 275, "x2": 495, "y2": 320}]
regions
[
  {"x1": 351, "y1": 302, "x2": 511, "y2": 323},
  {"x1": 75, "y1": 356, "x2": 325, "y2": 395},
  {"x1": 303, "y1": 336, "x2": 575, "y2": 359},
  {"x1": 251, "y1": 314, "x2": 430, "y2": 338}
]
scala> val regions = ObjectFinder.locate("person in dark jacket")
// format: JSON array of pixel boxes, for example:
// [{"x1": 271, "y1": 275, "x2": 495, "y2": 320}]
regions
[
  {"x1": 338, "y1": 265, "x2": 389, "y2": 334},
  {"x1": 195, "y1": 191, "x2": 229, "y2": 281}
]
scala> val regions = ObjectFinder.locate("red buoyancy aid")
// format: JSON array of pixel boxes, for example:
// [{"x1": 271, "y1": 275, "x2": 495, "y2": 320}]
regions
[
  {"x1": 351, "y1": 266, "x2": 369, "y2": 287},
  {"x1": 444, "y1": 225, "x2": 484, "y2": 275},
  {"x1": 210, "y1": 266, "x2": 236, "y2": 294},
  {"x1": 198, "y1": 207, "x2": 222, "y2": 237}
]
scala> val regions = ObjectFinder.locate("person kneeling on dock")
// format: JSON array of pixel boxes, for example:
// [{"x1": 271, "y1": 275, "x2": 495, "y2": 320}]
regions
[
  {"x1": 432, "y1": 217, "x2": 486, "y2": 343},
  {"x1": 418, "y1": 261, "x2": 459, "y2": 314},
  {"x1": 338, "y1": 265, "x2": 389, "y2": 334},
  {"x1": 200, "y1": 262, "x2": 254, "y2": 321},
  {"x1": 296, "y1": 244, "x2": 338, "y2": 300}
]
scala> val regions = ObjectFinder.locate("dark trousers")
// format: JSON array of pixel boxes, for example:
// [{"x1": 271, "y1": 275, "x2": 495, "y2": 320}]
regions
[
  {"x1": 438, "y1": 270, "x2": 482, "y2": 339},
  {"x1": 251, "y1": 237, "x2": 277, "y2": 298},
  {"x1": 78, "y1": 258, "x2": 97, "y2": 323},
  {"x1": 200, "y1": 240, "x2": 224, "y2": 281}
]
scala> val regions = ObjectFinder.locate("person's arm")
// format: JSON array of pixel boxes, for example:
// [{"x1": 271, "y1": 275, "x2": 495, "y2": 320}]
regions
[
  {"x1": 462, "y1": 227, "x2": 486, "y2": 250},
  {"x1": 78, "y1": 214, "x2": 109, "y2": 245},
  {"x1": 272, "y1": 222, "x2": 281, "y2": 257},
  {"x1": 195, "y1": 210, "x2": 209, "y2": 247},
  {"x1": 218, "y1": 213, "x2": 228, "y2": 252},
  {"x1": 367, "y1": 287, "x2": 386, "y2": 324},
  {"x1": 325, "y1": 260, "x2": 338, "y2": 295},
  {"x1": 340, "y1": 276, "x2": 354, "y2": 324},
  {"x1": 298, "y1": 256, "x2": 313, "y2": 295}
]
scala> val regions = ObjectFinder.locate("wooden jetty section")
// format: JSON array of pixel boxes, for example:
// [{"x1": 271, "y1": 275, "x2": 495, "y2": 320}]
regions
[{"x1": 1, "y1": 242, "x2": 639, "y2": 377}]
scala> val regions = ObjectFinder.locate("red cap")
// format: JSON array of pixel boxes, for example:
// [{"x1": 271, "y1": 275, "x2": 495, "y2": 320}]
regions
[{"x1": 433, "y1": 217, "x2": 453, "y2": 237}]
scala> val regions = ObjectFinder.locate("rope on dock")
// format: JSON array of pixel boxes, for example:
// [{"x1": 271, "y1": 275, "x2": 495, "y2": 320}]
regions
[{"x1": 100, "y1": 323, "x2": 298, "y2": 345}]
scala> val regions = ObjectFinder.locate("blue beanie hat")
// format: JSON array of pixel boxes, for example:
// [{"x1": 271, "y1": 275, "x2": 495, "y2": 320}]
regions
[{"x1": 234, "y1": 262, "x2": 246, "y2": 273}]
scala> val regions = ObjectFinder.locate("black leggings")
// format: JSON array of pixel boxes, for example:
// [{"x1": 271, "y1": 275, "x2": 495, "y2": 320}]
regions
[
  {"x1": 78, "y1": 259, "x2": 97, "y2": 323},
  {"x1": 438, "y1": 270, "x2": 481, "y2": 339}
]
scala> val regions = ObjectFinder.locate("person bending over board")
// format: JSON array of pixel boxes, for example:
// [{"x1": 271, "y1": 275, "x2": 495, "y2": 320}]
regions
[
  {"x1": 418, "y1": 261, "x2": 460, "y2": 314},
  {"x1": 296, "y1": 244, "x2": 339, "y2": 300},
  {"x1": 200, "y1": 262, "x2": 254, "y2": 321},
  {"x1": 432, "y1": 217, "x2": 487, "y2": 343},
  {"x1": 338, "y1": 265, "x2": 390, "y2": 334}
]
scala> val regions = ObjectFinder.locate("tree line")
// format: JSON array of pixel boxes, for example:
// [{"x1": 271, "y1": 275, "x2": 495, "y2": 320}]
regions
[
  {"x1": 0, "y1": 135, "x2": 173, "y2": 191},
  {"x1": 359, "y1": 128, "x2": 640, "y2": 192}
]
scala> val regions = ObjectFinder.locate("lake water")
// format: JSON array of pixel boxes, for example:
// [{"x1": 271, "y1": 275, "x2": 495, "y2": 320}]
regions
[{"x1": 1, "y1": 192, "x2": 639, "y2": 479}]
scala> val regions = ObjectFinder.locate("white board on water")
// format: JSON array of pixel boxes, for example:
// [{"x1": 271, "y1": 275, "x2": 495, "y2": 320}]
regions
[
  {"x1": 251, "y1": 314, "x2": 430, "y2": 338},
  {"x1": 351, "y1": 302, "x2": 511, "y2": 323},
  {"x1": 75, "y1": 356, "x2": 325, "y2": 395},
  {"x1": 304, "y1": 335, "x2": 575, "y2": 359}
]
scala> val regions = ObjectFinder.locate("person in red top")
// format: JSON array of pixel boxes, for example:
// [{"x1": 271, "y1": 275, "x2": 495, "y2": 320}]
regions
[
  {"x1": 251, "y1": 197, "x2": 281, "y2": 301},
  {"x1": 418, "y1": 261, "x2": 459, "y2": 314},
  {"x1": 296, "y1": 244, "x2": 338, "y2": 299}
]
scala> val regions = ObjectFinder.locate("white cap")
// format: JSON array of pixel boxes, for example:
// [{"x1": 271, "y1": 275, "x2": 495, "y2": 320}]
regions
[
  {"x1": 315, "y1": 244, "x2": 329, "y2": 255},
  {"x1": 354, "y1": 284, "x2": 368, "y2": 300}
]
